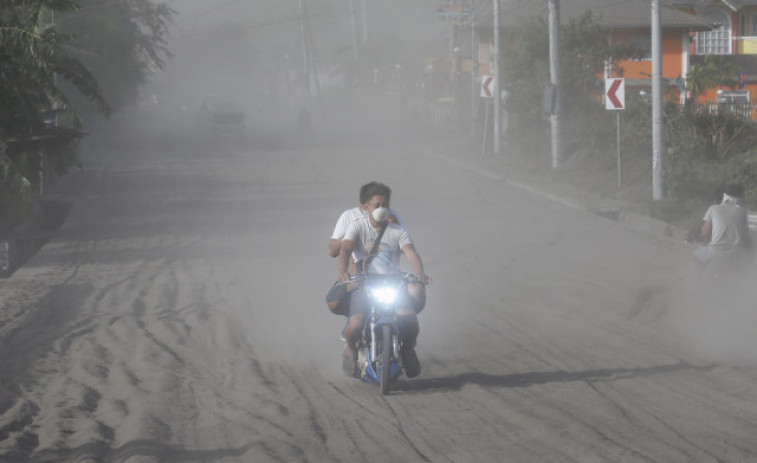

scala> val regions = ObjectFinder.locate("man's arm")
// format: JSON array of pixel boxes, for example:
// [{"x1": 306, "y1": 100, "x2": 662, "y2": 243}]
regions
[
  {"x1": 700, "y1": 219, "x2": 713, "y2": 244},
  {"x1": 329, "y1": 209, "x2": 352, "y2": 257},
  {"x1": 328, "y1": 237, "x2": 343, "y2": 257},
  {"x1": 337, "y1": 239, "x2": 355, "y2": 282},
  {"x1": 402, "y1": 244, "x2": 429, "y2": 284}
]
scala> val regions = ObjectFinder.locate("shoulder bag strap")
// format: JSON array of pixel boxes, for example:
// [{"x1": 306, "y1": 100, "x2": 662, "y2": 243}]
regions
[{"x1": 362, "y1": 223, "x2": 387, "y2": 274}]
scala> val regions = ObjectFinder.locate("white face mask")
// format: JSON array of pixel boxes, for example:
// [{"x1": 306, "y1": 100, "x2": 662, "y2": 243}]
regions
[{"x1": 372, "y1": 207, "x2": 389, "y2": 223}]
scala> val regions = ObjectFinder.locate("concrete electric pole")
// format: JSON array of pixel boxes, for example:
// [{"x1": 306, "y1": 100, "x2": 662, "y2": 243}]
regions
[
  {"x1": 349, "y1": 0, "x2": 359, "y2": 59},
  {"x1": 299, "y1": 0, "x2": 312, "y2": 104},
  {"x1": 360, "y1": 0, "x2": 368, "y2": 45},
  {"x1": 548, "y1": 0, "x2": 564, "y2": 169},
  {"x1": 493, "y1": 0, "x2": 501, "y2": 156},
  {"x1": 471, "y1": 0, "x2": 477, "y2": 135},
  {"x1": 651, "y1": 0, "x2": 665, "y2": 200}
]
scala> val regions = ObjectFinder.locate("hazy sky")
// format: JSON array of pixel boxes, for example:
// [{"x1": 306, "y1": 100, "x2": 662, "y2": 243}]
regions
[{"x1": 167, "y1": 0, "x2": 447, "y2": 57}]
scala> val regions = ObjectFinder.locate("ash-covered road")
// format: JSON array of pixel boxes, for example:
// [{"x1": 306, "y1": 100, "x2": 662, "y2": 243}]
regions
[{"x1": 2, "y1": 133, "x2": 757, "y2": 463}]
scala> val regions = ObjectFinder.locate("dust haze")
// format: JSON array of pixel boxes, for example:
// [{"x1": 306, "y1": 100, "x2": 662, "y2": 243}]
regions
[
  {"x1": 112, "y1": 0, "x2": 446, "y2": 151},
  {"x1": 659, "y1": 256, "x2": 757, "y2": 366},
  {"x1": 97, "y1": 0, "x2": 757, "y2": 377},
  {"x1": 6, "y1": 1, "x2": 757, "y2": 461}
]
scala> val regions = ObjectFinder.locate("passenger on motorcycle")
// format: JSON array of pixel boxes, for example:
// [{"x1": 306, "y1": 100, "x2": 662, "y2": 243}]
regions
[
  {"x1": 336, "y1": 183, "x2": 430, "y2": 378},
  {"x1": 692, "y1": 184, "x2": 753, "y2": 275},
  {"x1": 326, "y1": 181, "x2": 406, "y2": 316}
]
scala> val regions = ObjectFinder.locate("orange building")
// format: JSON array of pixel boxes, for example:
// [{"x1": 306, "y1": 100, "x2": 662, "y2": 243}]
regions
[
  {"x1": 474, "y1": 0, "x2": 717, "y2": 109},
  {"x1": 671, "y1": 1, "x2": 757, "y2": 119}
]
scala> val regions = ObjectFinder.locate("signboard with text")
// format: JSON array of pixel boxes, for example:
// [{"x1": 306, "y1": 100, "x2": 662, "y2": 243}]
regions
[{"x1": 436, "y1": 1, "x2": 473, "y2": 24}]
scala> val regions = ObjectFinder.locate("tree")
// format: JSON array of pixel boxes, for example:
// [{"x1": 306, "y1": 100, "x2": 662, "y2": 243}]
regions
[
  {"x1": 686, "y1": 54, "x2": 742, "y2": 103},
  {"x1": 55, "y1": 0, "x2": 175, "y2": 114},
  {"x1": 0, "y1": 0, "x2": 110, "y2": 207},
  {"x1": 0, "y1": 0, "x2": 175, "y2": 214},
  {"x1": 500, "y1": 12, "x2": 644, "y2": 150}
]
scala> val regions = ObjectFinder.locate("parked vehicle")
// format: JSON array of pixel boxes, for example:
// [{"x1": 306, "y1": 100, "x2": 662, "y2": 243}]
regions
[{"x1": 196, "y1": 95, "x2": 245, "y2": 140}]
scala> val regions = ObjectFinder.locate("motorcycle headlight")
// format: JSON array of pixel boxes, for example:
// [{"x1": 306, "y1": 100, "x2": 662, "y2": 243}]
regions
[{"x1": 370, "y1": 286, "x2": 398, "y2": 304}]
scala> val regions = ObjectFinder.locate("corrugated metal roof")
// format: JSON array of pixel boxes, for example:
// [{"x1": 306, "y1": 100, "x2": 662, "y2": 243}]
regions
[{"x1": 474, "y1": 0, "x2": 716, "y2": 30}]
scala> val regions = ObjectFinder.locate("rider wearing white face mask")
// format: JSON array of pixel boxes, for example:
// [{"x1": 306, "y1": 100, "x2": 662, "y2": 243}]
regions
[
  {"x1": 336, "y1": 183, "x2": 430, "y2": 378},
  {"x1": 328, "y1": 181, "x2": 405, "y2": 259},
  {"x1": 326, "y1": 182, "x2": 407, "y2": 317}
]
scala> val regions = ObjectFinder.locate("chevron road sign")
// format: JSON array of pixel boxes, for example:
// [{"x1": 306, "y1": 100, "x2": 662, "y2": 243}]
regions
[
  {"x1": 605, "y1": 78, "x2": 625, "y2": 110},
  {"x1": 481, "y1": 75, "x2": 494, "y2": 98}
]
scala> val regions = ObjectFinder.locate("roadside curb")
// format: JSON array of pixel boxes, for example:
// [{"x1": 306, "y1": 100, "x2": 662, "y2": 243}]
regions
[{"x1": 428, "y1": 141, "x2": 690, "y2": 245}]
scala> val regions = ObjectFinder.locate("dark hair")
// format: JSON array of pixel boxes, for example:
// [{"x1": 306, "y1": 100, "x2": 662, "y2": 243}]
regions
[
  {"x1": 359, "y1": 182, "x2": 376, "y2": 204},
  {"x1": 723, "y1": 183, "x2": 744, "y2": 198},
  {"x1": 360, "y1": 181, "x2": 391, "y2": 204}
]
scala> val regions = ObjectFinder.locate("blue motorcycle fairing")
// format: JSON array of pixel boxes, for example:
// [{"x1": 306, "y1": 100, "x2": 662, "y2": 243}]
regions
[
  {"x1": 362, "y1": 351, "x2": 402, "y2": 383},
  {"x1": 361, "y1": 320, "x2": 402, "y2": 383}
]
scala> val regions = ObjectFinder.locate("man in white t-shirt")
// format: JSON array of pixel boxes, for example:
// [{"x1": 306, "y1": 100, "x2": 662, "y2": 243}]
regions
[
  {"x1": 336, "y1": 183, "x2": 430, "y2": 379},
  {"x1": 326, "y1": 181, "x2": 404, "y2": 316},
  {"x1": 693, "y1": 184, "x2": 752, "y2": 267},
  {"x1": 328, "y1": 181, "x2": 404, "y2": 258}
]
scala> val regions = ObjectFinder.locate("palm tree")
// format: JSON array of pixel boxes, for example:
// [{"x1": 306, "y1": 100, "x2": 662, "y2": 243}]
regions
[{"x1": 686, "y1": 54, "x2": 742, "y2": 103}]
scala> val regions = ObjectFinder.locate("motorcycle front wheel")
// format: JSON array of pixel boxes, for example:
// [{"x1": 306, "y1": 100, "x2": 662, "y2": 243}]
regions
[{"x1": 380, "y1": 325, "x2": 392, "y2": 395}]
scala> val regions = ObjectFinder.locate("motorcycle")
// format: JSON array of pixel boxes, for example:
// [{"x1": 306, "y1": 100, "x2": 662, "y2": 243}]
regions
[
  {"x1": 687, "y1": 238, "x2": 754, "y2": 307},
  {"x1": 686, "y1": 227, "x2": 753, "y2": 286},
  {"x1": 353, "y1": 272, "x2": 416, "y2": 395}
]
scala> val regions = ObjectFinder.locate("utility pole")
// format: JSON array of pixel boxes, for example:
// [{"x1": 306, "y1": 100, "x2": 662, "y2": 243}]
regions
[
  {"x1": 360, "y1": 0, "x2": 368, "y2": 45},
  {"x1": 299, "y1": 0, "x2": 321, "y2": 106},
  {"x1": 651, "y1": 0, "x2": 665, "y2": 200},
  {"x1": 298, "y1": 0, "x2": 311, "y2": 105},
  {"x1": 471, "y1": 0, "x2": 477, "y2": 135},
  {"x1": 548, "y1": 0, "x2": 564, "y2": 169},
  {"x1": 349, "y1": 0, "x2": 359, "y2": 59},
  {"x1": 449, "y1": 21, "x2": 457, "y2": 57},
  {"x1": 493, "y1": 0, "x2": 501, "y2": 155},
  {"x1": 304, "y1": 0, "x2": 321, "y2": 104}
]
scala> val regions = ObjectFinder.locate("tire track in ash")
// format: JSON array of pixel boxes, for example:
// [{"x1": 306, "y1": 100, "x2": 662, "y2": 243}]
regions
[
  {"x1": 313, "y1": 377, "x2": 459, "y2": 462},
  {"x1": 4, "y1": 230, "x2": 191, "y2": 459},
  {"x1": 19, "y1": 260, "x2": 171, "y2": 458},
  {"x1": 619, "y1": 368, "x2": 757, "y2": 461},
  {"x1": 585, "y1": 381, "x2": 726, "y2": 462},
  {"x1": 0, "y1": 232, "x2": 115, "y2": 458},
  {"x1": 380, "y1": 398, "x2": 434, "y2": 463},
  {"x1": 116, "y1": 255, "x2": 318, "y2": 459}
]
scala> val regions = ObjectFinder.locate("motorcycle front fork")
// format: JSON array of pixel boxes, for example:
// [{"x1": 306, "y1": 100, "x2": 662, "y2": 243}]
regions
[{"x1": 359, "y1": 320, "x2": 401, "y2": 372}]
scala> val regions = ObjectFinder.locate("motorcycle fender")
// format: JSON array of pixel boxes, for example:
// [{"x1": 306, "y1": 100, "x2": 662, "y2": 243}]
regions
[{"x1": 373, "y1": 318, "x2": 395, "y2": 333}]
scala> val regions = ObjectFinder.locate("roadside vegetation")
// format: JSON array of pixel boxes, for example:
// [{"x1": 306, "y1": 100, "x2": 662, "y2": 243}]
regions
[
  {"x1": 0, "y1": 0, "x2": 173, "y2": 227},
  {"x1": 500, "y1": 12, "x2": 757, "y2": 228}
]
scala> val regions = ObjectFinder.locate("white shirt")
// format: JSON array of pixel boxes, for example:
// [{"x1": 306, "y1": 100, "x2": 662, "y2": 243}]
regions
[
  {"x1": 343, "y1": 218, "x2": 413, "y2": 275},
  {"x1": 704, "y1": 203, "x2": 749, "y2": 250},
  {"x1": 330, "y1": 206, "x2": 404, "y2": 240}
]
